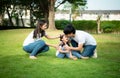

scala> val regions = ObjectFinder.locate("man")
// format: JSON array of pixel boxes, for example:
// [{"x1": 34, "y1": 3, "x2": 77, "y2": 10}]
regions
[{"x1": 63, "y1": 24, "x2": 97, "y2": 58}]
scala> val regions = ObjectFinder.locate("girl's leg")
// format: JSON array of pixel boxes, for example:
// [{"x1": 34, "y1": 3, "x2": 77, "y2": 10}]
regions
[
  {"x1": 23, "y1": 42, "x2": 39, "y2": 53},
  {"x1": 56, "y1": 51, "x2": 65, "y2": 58},
  {"x1": 72, "y1": 51, "x2": 82, "y2": 59},
  {"x1": 23, "y1": 46, "x2": 31, "y2": 53},
  {"x1": 40, "y1": 45, "x2": 49, "y2": 52},
  {"x1": 66, "y1": 53, "x2": 78, "y2": 60},
  {"x1": 30, "y1": 40, "x2": 46, "y2": 56},
  {"x1": 71, "y1": 40, "x2": 82, "y2": 58},
  {"x1": 35, "y1": 45, "x2": 49, "y2": 55},
  {"x1": 81, "y1": 45, "x2": 96, "y2": 57},
  {"x1": 65, "y1": 53, "x2": 70, "y2": 58}
]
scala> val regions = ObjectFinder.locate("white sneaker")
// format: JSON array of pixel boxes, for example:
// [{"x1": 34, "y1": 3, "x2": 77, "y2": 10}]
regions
[
  {"x1": 29, "y1": 56, "x2": 37, "y2": 59},
  {"x1": 92, "y1": 49, "x2": 97, "y2": 58}
]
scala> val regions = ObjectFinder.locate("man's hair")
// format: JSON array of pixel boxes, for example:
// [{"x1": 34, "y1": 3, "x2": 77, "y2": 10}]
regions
[{"x1": 63, "y1": 24, "x2": 75, "y2": 35}]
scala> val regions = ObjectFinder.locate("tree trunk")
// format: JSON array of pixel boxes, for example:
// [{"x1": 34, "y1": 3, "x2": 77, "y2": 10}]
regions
[
  {"x1": 44, "y1": 12, "x2": 48, "y2": 21},
  {"x1": 20, "y1": 14, "x2": 25, "y2": 27},
  {"x1": 6, "y1": 7, "x2": 14, "y2": 26},
  {"x1": 48, "y1": 0, "x2": 56, "y2": 30},
  {"x1": 0, "y1": 14, "x2": 3, "y2": 25},
  {"x1": 30, "y1": 6, "x2": 34, "y2": 27},
  {"x1": 97, "y1": 15, "x2": 101, "y2": 34}
]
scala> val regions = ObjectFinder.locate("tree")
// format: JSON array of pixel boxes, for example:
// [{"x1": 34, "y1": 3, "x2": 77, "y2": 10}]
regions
[
  {"x1": 0, "y1": 0, "x2": 14, "y2": 26},
  {"x1": 0, "y1": 0, "x2": 5, "y2": 25},
  {"x1": 96, "y1": 15, "x2": 102, "y2": 34},
  {"x1": 48, "y1": 0, "x2": 56, "y2": 30},
  {"x1": 20, "y1": 0, "x2": 49, "y2": 27},
  {"x1": 0, "y1": 0, "x2": 86, "y2": 29},
  {"x1": 48, "y1": 0, "x2": 87, "y2": 30},
  {"x1": 1, "y1": 0, "x2": 29, "y2": 26}
]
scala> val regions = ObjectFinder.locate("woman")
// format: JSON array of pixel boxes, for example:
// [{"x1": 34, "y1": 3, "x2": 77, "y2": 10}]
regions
[{"x1": 23, "y1": 20, "x2": 59, "y2": 59}]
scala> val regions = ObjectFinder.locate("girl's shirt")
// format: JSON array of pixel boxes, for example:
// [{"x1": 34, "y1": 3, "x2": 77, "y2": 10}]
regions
[
  {"x1": 23, "y1": 30, "x2": 47, "y2": 46},
  {"x1": 60, "y1": 45, "x2": 67, "y2": 51},
  {"x1": 56, "y1": 43, "x2": 69, "y2": 56}
]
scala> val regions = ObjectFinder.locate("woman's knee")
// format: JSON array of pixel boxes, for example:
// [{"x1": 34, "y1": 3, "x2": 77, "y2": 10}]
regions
[
  {"x1": 23, "y1": 46, "x2": 31, "y2": 53},
  {"x1": 38, "y1": 40, "x2": 45, "y2": 45},
  {"x1": 43, "y1": 46, "x2": 49, "y2": 52},
  {"x1": 46, "y1": 46, "x2": 49, "y2": 51}
]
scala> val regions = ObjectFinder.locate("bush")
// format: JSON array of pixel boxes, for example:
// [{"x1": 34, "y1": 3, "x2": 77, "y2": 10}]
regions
[
  {"x1": 55, "y1": 20, "x2": 97, "y2": 32},
  {"x1": 55, "y1": 20, "x2": 70, "y2": 30},
  {"x1": 101, "y1": 21, "x2": 120, "y2": 33},
  {"x1": 2, "y1": 19, "x2": 9, "y2": 26},
  {"x1": 72, "y1": 20, "x2": 97, "y2": 31},
  {"x1": 55, "y1": 20, "x2": 120, "y2": 33},
  {"x1": 103, "y1": 27, "x2": 113, "y2": 33}
]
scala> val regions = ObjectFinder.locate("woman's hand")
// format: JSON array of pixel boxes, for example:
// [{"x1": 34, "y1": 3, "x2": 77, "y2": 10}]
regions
[{"x1": 55, "y1": 45, "x2": 59, "y2": 50}]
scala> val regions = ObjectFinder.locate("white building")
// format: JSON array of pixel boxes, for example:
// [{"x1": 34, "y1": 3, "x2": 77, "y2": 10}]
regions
[{"x1": 55, "y1": 10, "x2": 120, "y2": 21}]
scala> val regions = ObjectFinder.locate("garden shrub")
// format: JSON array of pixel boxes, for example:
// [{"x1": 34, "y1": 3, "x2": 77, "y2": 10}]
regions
[
  {"x1": 55, "y1": 20, "x2": 70, "y2": 30},
  {"x1": 55, "y1": 20, "x2": 120, "y2": 33}
]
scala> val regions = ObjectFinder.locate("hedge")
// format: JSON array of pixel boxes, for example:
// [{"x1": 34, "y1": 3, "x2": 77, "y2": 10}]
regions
[{"x1": 55, "y1": 20, "x2": 120, "y2": 33}]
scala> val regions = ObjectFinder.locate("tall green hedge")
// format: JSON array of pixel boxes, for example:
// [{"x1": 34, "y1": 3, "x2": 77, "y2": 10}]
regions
[
  {"x1": 55, "y1": 20, "x2": 120, "y2": 33},
  {"x1": 72, "y1": 20, "x2": 97, "y2": 32},
  {"x1": 55, "y1": 20, "x2": 70, "y2": 29},
  {"x1": 101, "y1": 21, "x2": 120, "y2": 33}
]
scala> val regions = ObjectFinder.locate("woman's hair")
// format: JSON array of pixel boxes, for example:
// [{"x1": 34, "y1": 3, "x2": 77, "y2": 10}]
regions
[
  {"x1": 59, "y1": 35, "x2": 70, "y2": 47},
  {"x1": 63, "y1": 24, "x2": 75, "y2": 35},
  {"x1": 33, "y1": 20, "x2": 47, "y2": 38}
]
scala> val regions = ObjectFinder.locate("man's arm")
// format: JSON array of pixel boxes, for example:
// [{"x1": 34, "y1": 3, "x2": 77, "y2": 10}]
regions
[{"x1": 66, "y1": 44, "x2": 83, "y2": 51}]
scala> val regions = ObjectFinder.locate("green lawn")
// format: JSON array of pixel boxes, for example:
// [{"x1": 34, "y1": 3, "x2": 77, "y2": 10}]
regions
[{"x1": 0, "y1": 29, "x2": 120, "y2": 78}]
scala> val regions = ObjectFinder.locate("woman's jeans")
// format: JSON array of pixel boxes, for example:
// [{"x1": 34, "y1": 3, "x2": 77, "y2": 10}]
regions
[
  {"x1": 23, "y1": 40, "x2": 49, "y2": 56},
  {"x1": 71, "y1": 40, "x2": 97, "y2": 57}
]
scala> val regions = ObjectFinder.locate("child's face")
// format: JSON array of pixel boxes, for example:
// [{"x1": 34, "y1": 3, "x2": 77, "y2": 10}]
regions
[
  {"x1": 40, "y1": 23, "x2": 47, "y2": 30},
  {"x1": 62, "y1": 35, "x2": 69, "y2": 42}
]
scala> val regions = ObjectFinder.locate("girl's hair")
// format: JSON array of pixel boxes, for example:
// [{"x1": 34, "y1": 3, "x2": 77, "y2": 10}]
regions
[
  {"x1": 60, "y1": 35, "x2": 70, "y2": 47},
  {"x1": 33, "y1": 20, "x2": 47, "y2": 38}
]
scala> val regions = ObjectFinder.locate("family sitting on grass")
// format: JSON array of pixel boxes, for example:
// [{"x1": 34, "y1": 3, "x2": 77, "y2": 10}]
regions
[{"x1": 23, "y1": 20, "x2": 97, "y2": 60}]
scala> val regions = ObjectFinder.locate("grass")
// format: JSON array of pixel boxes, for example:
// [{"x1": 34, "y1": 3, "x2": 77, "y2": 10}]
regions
[{"x1": 0, "y1": 29, "x2": 120, "y2": 78}]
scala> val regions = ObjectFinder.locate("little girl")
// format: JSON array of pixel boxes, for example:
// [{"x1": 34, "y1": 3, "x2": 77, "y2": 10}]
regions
[{"x1": 56, "y1": 35, "x2": 77, "y2": 60}]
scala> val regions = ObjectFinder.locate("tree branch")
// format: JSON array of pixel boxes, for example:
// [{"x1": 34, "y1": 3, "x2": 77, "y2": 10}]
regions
[{"x1": 55, "y1": 0, "x2": 66, "y2": 9}]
